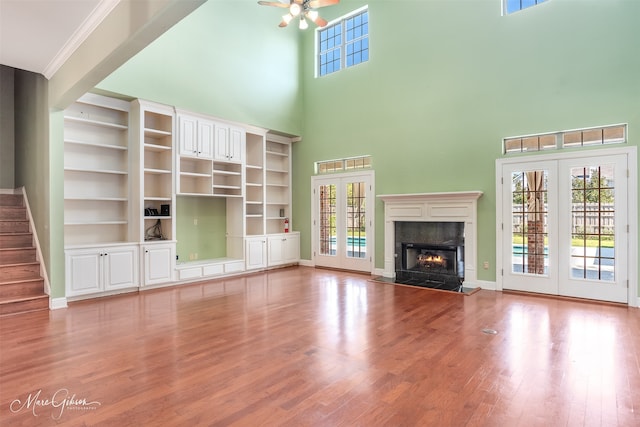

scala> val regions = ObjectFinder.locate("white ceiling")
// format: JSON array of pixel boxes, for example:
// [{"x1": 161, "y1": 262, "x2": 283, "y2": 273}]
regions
[{"x1": 0, "y1": 0, "x2": 118, "y2": 79}]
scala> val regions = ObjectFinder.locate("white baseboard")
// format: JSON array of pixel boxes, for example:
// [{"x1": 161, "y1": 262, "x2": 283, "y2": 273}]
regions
[
  {"x1": 373, "y1": 267, "x2": 385, "y2": 277},
  {"x1": 474, "y1": 280, "x2": 497, "y2": 291},
  {"x1": 298, "y1": 259, "x2": 314, "y2": 267},
  {"x1": 50, "y1": 297, "x2": 67, "y2": 310}
]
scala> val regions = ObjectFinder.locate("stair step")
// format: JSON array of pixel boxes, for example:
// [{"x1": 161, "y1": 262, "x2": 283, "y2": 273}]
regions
[
  {"x1": 0, "y1": 194, "x2": 24, "y2": 207},
  {"x1": 0, "y1": 262, "x2": 41, "y2": 282},
  {"x1": 0, "y1": 233, "x2": 33, "y2": 248},
  {"x1": 0, "y1": 278, "x2": 44, "y2": 299},
  {"x1": 0, "y1": 294, "x2": 48, "y2": 316},
  {"x1": 0, "y1": 220, "x2": 29, "y2": 233},
  {"x1": 0, "y1": 247, "x2": 37, "y2": 265},
  {"x1": 0, "y1": 206, "x2": 27, "y2": 220}
]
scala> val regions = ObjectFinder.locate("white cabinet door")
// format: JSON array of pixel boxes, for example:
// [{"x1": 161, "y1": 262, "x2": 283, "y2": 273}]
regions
[
  {"x1": 267, "y1": 235, "x2": 285, "y2": 266},
  {"x1": 245, "y1": 237, "x2": 267, "y2": 270},
  {"x1": 104, "y1": 245, "x2": 139, "y2": 290},
  {"x1": 66, "y1": 245, "x2": 139, "y2": 297},
  {"x1": 66, "y1": 249, "x2": 102, "y2": 296},
  {"x1": 214, "y1": 125, "x2": 229, "y2": 161},
  {"x1": 178, "y1": 115, "x2": 198, "y2": 157},
  {"x1": 198, "y1": 119, "x2": 214, "y2": 159},
  {"x1": 267, "y1": 233, "x2": 299, "y2": 267},
  {"x1": 179, "y1": 114, "x2": 214, "y2": 159},
  {"x1": 143, "y1": 243, "x2": 175, "y2": 286},
  {"x1": 229, "y1": 126, "x2": 244, "y2": 163},
  {"x1": 284, "y1": 233, "x2": 300, "y2": 263},
  {"x1": 215, "y1": 124, "x2": 244, "y2": 162}
]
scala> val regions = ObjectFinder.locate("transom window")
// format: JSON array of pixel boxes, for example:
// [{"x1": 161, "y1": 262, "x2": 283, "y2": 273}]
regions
[
  {"x1": 315, "y1": 155, "x2": 372, "y2": 174},
  {"x1": 317, "y1": 6, "x2": 369, "y2": 77},
  {"x1": 503, "y1": 124, "x2": 627, "y2": 154},
  {"x1": 504, "y1": 0, "x2": 548, "y2": 15}
]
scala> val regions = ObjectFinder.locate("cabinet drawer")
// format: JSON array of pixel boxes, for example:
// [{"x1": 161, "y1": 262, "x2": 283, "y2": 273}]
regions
[
  {"x1": 224, "y1": 261, "x2": 245, "y2": 273},
  {"x1": 178, "y1": 267, "x2": 202, "y2": 280},
  {"x1": 203, "y1": 264, "x2": 224, "y2": 276}
]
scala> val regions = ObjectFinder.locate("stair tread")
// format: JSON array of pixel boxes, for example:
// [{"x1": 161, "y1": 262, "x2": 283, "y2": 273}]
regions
[
  {"x1": 0, "y1": 294, "x2": 48, "y2": 304},
  {"x1": 0, "y1": 247, "x2": 36, "y2": 251},
  {"x1": 0, "y1": 277, "x2": 43, "y2": 285}
]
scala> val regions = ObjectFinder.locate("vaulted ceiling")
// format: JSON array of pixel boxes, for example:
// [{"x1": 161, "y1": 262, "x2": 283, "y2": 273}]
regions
[{"x1": 0, "y1": 0, "x2": 112, "y2": 79}]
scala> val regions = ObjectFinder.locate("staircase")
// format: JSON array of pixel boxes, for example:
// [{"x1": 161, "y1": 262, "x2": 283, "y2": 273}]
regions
[{"x1": 0, "y1": 193, "x2": 49, "y2": 316}]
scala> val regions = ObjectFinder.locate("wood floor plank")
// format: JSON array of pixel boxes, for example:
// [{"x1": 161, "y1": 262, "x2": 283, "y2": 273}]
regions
[{"x1": 1, "y1": 266, "x2": 639, "y2": 426}]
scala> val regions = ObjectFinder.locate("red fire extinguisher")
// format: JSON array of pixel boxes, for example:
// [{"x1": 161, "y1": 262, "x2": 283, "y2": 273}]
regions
[{"x1": 284, "y1": 217, "x2": 289, "y2": 233}]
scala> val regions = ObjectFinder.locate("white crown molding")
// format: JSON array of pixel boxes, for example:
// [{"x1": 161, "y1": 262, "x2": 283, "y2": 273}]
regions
[{"x1": 43, "y1": 0, "x2": 121, "y2": 80}]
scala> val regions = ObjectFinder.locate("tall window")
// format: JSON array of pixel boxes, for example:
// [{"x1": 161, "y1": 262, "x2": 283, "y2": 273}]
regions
[
  {"x1": 504, "y1": 0, "x2": 547, "y2": 15},
  {"x1": 317, "y1": 6, "x2": 369, "y2": 77}
]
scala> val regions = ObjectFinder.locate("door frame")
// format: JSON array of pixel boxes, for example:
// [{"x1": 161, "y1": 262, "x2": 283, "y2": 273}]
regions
[
  {"x1": 495, "y1": 146, "x2": 638, "y2": 307},
  {"x1": 311, "y1": 170, "x2": 375, "y2": 274}
]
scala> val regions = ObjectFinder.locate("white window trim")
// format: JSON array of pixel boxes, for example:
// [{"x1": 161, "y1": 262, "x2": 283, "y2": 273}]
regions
[{"x1": 314, "y1": 5, "x2": 369, "y2": 78}]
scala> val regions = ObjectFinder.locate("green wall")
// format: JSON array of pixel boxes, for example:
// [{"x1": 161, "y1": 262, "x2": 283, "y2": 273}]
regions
[
  {"x1": 96, "y1": 0, "x2": 640, "y2": 287},
  {"x1": 98, "y1": 1, "x2": 303, "y2": 135},
  {"x1": 175, "y1": 196, "x2": 227, "y2": 261},
  {"x1": 295, "y1": 0, "x2": 640, "y2": 282}
]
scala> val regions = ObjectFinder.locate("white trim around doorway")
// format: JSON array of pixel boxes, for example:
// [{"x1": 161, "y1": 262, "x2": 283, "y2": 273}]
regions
[{"x1": 496, "y1": 146, "x2": 638, "y2": 307}]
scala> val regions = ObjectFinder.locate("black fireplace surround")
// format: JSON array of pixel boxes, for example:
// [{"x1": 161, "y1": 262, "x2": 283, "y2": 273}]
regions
[{"x1": 394, "y1": 221, "x2": 465, "y2": 292}]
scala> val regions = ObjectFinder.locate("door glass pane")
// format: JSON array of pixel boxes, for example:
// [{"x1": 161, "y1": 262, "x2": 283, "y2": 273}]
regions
[
  {"x1": 570, "y1": 165, "x2": 615, "y2": 281},
  {"x1": 511, "y1": 170, "x2": 548, "y2": 275},
  {"x1": 346, "y1": 181, "x2": 366, "y2": 259},
  {"x1": 319, "y1": 184, "x2": 336, "y2": 256}
]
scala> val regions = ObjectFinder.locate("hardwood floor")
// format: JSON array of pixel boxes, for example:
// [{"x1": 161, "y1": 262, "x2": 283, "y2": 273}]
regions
[{"x1": 1, "y1": 266, "x2": 639, "y2": 426}]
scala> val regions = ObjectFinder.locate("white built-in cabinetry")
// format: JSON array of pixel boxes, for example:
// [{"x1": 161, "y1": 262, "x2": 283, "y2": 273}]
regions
[
  {"x1": 267, "y1": 233, "x2": 300, "y2": 267},
  {"x1": 65, "y1": 245, "x2": 139, "y2": 297},
  {"x1": 215, "y1": 124, "x2": 244, "y2": 162},
  {"x1": 245, "y1": 235, "x2": 267, "y2": 270},
  {"x1": 142, "y1": 243, "x2": 176, "y2": 286},
  {"x1": 131, "y1": 100, "x2": 177, "y2": 286},
  {"x1": 265, "y1": 135, "x2": 292, "y2": 234},
  {"x1": 63, "y1": 93, "x2": 132, "y2": 246},
  {"x1": 176, "y1": 111, "x2": 244, "y2": 197},
  {"x1": 64, "y1": 94, "x2": 141, "y2": 298},
  {"x1": 63, "y1": 94, "x2": 299, "y2": 300}
]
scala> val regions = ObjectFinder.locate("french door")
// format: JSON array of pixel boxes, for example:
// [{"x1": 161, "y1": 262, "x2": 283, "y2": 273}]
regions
[
  {"x1": 312, "y1": 171, "x2": 374, "y2": 272},
  {"x1": 499, "y1": 152, "x2": 630, "y2": 303}
]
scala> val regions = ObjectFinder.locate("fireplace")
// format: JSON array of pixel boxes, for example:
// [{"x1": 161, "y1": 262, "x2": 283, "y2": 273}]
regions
[
  {"x1": 395, "y1": 221, "x2": 465, "y2": 291},
  {"x1": 378, "y1": 191, "x2": 483, "y2": 291}
]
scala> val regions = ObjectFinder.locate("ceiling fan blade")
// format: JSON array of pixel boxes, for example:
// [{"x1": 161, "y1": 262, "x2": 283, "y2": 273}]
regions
[
  {"x1": 278, "y1": 19, "x2": 290, "y2": 27},
  {"x1": 258, "y1": 1, "x2": 289, "y2": 8},
  {"x1": 308, "y1": 0, "x2": 339, "y2": 8},
  {"x1": 306, "y1": 12, "x2": 328, "y2": 27}
]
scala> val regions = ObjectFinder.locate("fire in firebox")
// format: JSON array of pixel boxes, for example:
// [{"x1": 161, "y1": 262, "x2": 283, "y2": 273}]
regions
[{"x1": 416, "y1": 252, "x2": 446, "y2": 269}]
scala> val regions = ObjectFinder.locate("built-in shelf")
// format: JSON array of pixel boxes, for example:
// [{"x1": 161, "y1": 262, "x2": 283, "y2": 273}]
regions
[
  {"x1": 63, "y1": 95, "x2": 133, "y2": 247},
  {"x1": 65, "y1": 139, "x2": 128, "y2": 151},
  {"x1": 65, "y1": 167, "x2": 127, "y2": 175},
  {"x1": 64, "y1": 115, "x2": 128, "y2": 130}
]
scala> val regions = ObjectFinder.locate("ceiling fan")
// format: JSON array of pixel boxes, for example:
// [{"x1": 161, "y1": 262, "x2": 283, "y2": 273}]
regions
[{"x1": 258, "y1": 0, "x2": 340, "y2": 29}]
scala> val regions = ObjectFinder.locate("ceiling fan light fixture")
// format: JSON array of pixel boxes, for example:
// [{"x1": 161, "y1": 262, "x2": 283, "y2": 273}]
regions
[
  {"x1": 289, "y1": 3, "x2": 302, "y2": 16},
  {"x1": 299, "y1": 16, "x2": 309, "y2": 30},
  {"x1": 306, "y1": 10, "x2": 318, "y2": 21},
  {"x1": 282, "y1": 13, "x2": 293, "y2": 24}
]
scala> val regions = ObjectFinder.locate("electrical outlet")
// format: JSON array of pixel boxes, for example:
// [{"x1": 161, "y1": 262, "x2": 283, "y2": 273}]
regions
[
  {"x1": 189, "y1": 253, "x2": 194, "y2": 260},
  {"x1": 194, "y1": 253, "x2": 198, "y2": 260},
  {"x1": 193, "y1": 218, "x2": 198, "y2": 226},
  {"x1": 483, "y1": 261, "x2": 490, "y2": 270}
]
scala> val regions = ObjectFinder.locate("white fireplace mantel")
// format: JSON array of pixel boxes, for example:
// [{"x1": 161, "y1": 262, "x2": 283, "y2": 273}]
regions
[{"x1": 377, "y1": 191, "x2": 483, "y2": 283}]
